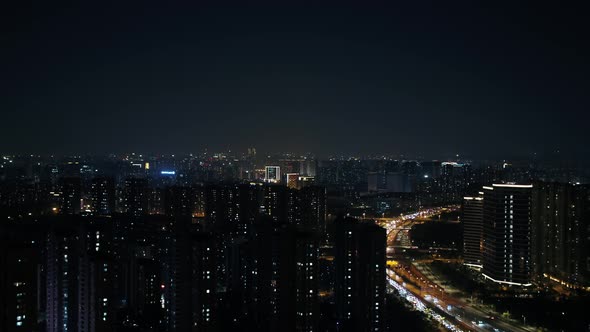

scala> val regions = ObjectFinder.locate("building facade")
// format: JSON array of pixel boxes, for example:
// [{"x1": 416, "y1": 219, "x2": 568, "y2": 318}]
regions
[{"x1": 482, "y1": 184, "x2": 533, "y2": 286}]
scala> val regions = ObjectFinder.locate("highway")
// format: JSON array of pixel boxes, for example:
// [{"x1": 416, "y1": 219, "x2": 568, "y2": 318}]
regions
[
  {"x1": 387, "y1": 269, "x2": 467, "y2": 332},
  {"x1": 389, "y1": 265, "x2": 533, "y2": 332},
  {"x1": 380, "y1": 206, "x2": 535, "y2": 332},
  {"x1": 373, "y1": 205, "x2": 461, "y2": 251}
]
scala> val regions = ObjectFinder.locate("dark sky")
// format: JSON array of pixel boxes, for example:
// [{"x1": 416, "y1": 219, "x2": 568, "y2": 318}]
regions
[{"x1": 2, "y1": 2, "x2": 588, "y2": 159}]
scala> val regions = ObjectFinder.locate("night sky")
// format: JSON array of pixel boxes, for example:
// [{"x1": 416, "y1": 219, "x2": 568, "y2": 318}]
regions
[{"x1": 2, "y1": 2, "x2": 588, "y2": 159}]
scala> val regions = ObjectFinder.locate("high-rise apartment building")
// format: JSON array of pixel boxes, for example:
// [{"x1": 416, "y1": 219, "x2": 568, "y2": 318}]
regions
[
  {"x1": 462, "y1": 194, "x2": 484, "y2": 268},
  {"x1": 532, "y1": 182, "x2": 590, "y2": 288},
  {"x1": 482, "y1": 184, "x2": 533, "y2": 286},
  {"x1": 0, "y1": 225, "x2": 40, "y2": 332},
  {"x1": 46, "y1": 219, "x2": 116, "y2": 332},
  {"x1": 91, "y1": 177, "x2": 115, "y2": 216},
  {"x1": 265, "y1": 166, "x2": 281, "y2": 183},
  {"x1": 300, "y1": 186, "x2": 327, "y2": 232},
  {"x1": 124, "y1": 178, "x2": 149, "y2": 217},
  {"x1": 59, "y1": 177, "x2": 81, "y2": 215},
  {"x1": 333, "y1": 217, "x2": 386, "y2": 331}
]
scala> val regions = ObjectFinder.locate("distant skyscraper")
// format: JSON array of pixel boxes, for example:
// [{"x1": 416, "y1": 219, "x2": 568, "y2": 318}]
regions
[
  {"x1": 91, "y1": 177, "x2": 115, "y2": 216},
  {"x1": 440, "y1": 162, "x2": 473, "y2": 202},
  {"x1": 261, "y1": 185, "x2": 288, "y2": 224},
  {"x1": 247, "y1": 147, "x2": 257, "y2": 158},
  {"x1": 205, "y1": 184, "x2": 261, "y2": 238},
  {"x1": 367, "y1": 172, "x2": 387, "y2": 192},
  {"x1": 300, "y1": 186, "x2": 327, "y2": 232},
  {"x1": 265, "y1": 166, "x2": 281, "y2": 183},
  {"x1": 420, "y1": 161, "x2": 441, "y2": 179},
  {"x1": 164, "y1": 186, "x2": 195, "y2": 218},
  {"x1": 148, "y1": 187, "x2": 165, "y2": 215},
  {"x1": 285, "y1": 173, "x2": 300, "y2": 189},
  {"x1": 59, "y1": 177, "x2": 81, "y2": 215},
  {"x1": 367, "y1": 172, "x2": 414, "y2": 193},
  {"x1": 462, "y1": 194, "x2": 484, "y2": 268},
  {"x1": 124, "y1": 178, "x2": 149, "y2": 217},
  {"x1": 298, "y1": 176, "x2": 315, "y2": 188},
  {"x1": 532, "y1": 182, "x2": 590, "y2": 288},
  {"x1": 333, "y1": 217, "x2": 386, "y2": 331},
  {"x1": 299, "y1": 160, "x2": 316, "y2": 177},
  {"x1": 387, "y1": 172, "x2": 415, "y2": 193},
  {"x1": 482, "y1": 184, "x2": 533, "y2": 286}
]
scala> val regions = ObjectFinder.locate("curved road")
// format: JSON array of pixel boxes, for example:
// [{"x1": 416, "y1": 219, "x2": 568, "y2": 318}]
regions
[{"x1": 381, "y1": 206, "x2": 536, "y2": 332}]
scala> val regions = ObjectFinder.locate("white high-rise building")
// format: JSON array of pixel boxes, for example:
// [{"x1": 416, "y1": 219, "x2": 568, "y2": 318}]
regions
[{"x1": 265, "y1": 166, "x2": 281, "y2": 183}]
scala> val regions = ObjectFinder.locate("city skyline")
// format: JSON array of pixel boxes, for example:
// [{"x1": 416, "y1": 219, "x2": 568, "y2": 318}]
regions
[
  {"x1": 0, "y1": 149, "x2": 586, "y2": 165},
  {"x1": 1, "y1": 149, "x2": 589, "y2": 331},
  {"x1": 2, "y1": 2, "x2": 589, "y2": 331}
]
